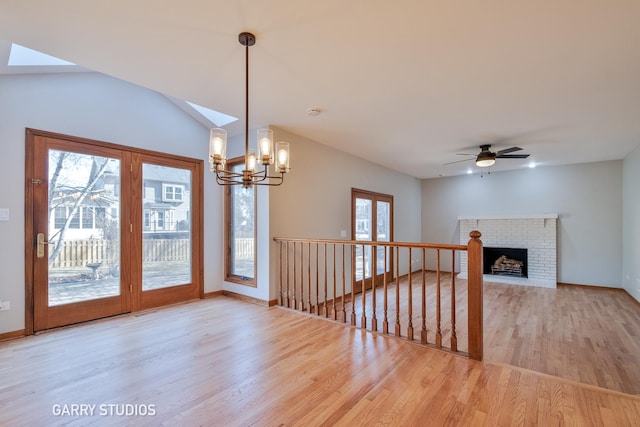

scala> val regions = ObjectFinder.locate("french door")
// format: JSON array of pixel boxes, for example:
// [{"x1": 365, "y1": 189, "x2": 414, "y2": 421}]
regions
[
  {"x1": 351, "y1": 188, "x2": 393, "y2": 290},
  {"x1": 26, "y1": 129, "x2": 203, "y2": 332}
]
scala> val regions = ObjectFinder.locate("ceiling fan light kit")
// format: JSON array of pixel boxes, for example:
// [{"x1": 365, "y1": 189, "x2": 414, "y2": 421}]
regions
[{"x1": 475, "y1": 146, "x2": 496, "y2": 167}]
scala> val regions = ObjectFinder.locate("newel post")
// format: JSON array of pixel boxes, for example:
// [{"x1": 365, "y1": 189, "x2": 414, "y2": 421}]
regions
[{"x1": 467, "y1": 230, "x2": 483, "y2": 361}]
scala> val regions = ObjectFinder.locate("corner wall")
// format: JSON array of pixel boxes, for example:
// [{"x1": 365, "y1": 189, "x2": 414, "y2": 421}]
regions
[
  {"x1": 0, "y1": 73, "x2": 224, "y2": 334},
  {"x1": 623, "y1": 146, "x2": 640, "y2": 301},
  {"x1": 421, "y1": 161, "x2": 623, "y2": 287}
]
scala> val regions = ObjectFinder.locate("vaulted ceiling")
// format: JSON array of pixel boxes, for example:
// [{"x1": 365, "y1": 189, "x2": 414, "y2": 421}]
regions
[{"x1": 1, "y1": 1, "x2": 639, "y2": 178}]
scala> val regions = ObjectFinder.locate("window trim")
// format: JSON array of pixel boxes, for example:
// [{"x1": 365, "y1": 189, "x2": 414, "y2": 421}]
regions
[{"x1": 224, "y1": 156, "x2": 257, "y2": 286}]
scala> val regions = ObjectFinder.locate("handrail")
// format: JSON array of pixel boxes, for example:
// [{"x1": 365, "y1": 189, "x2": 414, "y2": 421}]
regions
[
  {"x1": 273, "y1": 236, "x2": 468, "y2": 251},
  {"x1": 273, "y1": 231, "x2": 483, "y2": 360}
]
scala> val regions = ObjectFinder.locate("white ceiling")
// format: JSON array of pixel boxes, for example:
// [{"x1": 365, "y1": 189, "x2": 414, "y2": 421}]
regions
[{"x1": 1, "y1": 0, "x2": 639, "y2": 179}]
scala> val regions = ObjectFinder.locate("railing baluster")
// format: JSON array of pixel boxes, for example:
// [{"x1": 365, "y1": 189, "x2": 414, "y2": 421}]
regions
[
  {"x1": 299, "y1": 242, "x2": 305, "y2": 312},
  {"x1": 307, "y1": 242, "x2": 312, "y2": 313},
  {"x1": 280, "y1": 241, "x2": 284, "y2": 306},
  {"x1": 341, "y1": 244, "x2": 346, "y2": 322},
  {"x1": 383, "y1": 246, "x2": 389, "y2": 334},
  {"x1": 407, "y1": 247, "x2": 414, "y2": 341},
  {"x1": 333, "y1": 243, "x2": 337, "y2": 320},
  {"x1": 395, "y1": 246, "x2": 401, "y2": 337},
  {"x1": 450, "y1": 249, "x2": 457, "y2": 352},
  {"x1": 361, "y1": 243, "x2": 367, "y2": 329},
  {"x1": 316, "y1": 243, "x2": 320, "y2": 315},
  {"x1": 421, "y1": 248, "x2": 427, "y2": 344},
  {"x1": 293, "y1": 242, "x2": 298, "y2": 310},
  {"x1": 287, "y1": 242, "x2": 291, "y2": 308},
  {"x1": 324, "y1": 244, "x2": 328, "y2": 317},
  {"x1": 436, "y1": 249, "x2": 442, "y2": 348},
  {"x1": 372, "y1": 245, "x2": 378, "y2": 332},
  {"x1": 351, "y1": 244, "x2": 356, "y2": 325}
]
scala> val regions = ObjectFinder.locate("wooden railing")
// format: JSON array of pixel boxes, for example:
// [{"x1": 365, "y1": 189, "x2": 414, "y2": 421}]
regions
[{"x1": 273, "y1": 231, "x2": 483, "y2": 360}]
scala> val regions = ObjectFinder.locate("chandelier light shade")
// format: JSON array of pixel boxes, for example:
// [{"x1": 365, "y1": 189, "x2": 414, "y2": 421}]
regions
[{"x1": 209, "y1": 32, "x2": 290, "y2": 187}]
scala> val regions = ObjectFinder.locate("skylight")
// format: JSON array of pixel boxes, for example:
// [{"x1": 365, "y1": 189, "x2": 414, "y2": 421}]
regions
[
  {"x1": 186, "y1": 101, "x2": 237, "y2": 127},
  {"x1": 8, "y1": 43, "x2": 75, "y2": 66}
]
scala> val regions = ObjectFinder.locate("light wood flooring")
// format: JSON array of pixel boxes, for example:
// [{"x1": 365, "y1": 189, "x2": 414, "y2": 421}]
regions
[
  {"x1": 1, "y1": 295, "x2": 640, "y2": 426},
  {"x1": 313, "y1": 273, "x2": 640, "y2": 395},
  {"x1": 483, "y1": 281, "x2": 640, "y2": 396}
]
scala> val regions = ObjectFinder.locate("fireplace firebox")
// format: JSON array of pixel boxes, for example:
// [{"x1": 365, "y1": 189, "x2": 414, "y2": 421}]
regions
[{"x1": 483, "y1": 247, "x2": 528, "y2": 278}]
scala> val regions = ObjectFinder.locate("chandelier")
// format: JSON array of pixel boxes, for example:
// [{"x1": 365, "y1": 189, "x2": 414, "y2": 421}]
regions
[{"x1": 208, "y1": 32, "x2": 290, "y2": 187}]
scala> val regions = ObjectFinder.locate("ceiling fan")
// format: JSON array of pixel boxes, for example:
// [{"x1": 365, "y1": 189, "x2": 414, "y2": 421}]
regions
[{"x1": 445, "y1": 144, "x2": 530, "y2": 167}]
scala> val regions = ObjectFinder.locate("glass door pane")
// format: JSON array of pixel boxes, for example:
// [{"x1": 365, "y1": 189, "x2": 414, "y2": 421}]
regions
[
  {"x1": 355, "y1": 198, "x2": 372, "y2": 281},
  {"x1": 376, "y1": 201, "x2": 391, "y2": 275},
  {"x1": 47, "y1": 150, "x2": 121, "y2": 306},
  {"x1": 229, "y1": 163, "x2": 255, "y2": 280},
  {"x1": 142, "y1": 164, "x2": 192, "y2": 290}
]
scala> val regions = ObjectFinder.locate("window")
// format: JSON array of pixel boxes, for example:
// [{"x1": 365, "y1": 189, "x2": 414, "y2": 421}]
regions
[
  {"x1": 54, "y1": 207, "x2": 66, "y2": 229},
  {"x1": 54, "y1": 206, "x2": 108, "y2": 230},
  {"x1": 81, "y1": 207, "x2": 94, "y2": 229},
  {"x1": 156, "y1": 211, "x2": 165, "y2": 229},
  {"x1": 69, "y1": 209, "x2": 80, "y2": 229},
  {"x1": 143, "y1": 210, "x2": 150, "y2": 229},
  {"x1": 224, "y1": 157, "x2": 256, "y2": 285},
  {"x1": 167, "y1": 210, "x2": 174, "y2": 231},
  {"x1": 162, "y1": 184, "x2": 184, "y2": 202}
]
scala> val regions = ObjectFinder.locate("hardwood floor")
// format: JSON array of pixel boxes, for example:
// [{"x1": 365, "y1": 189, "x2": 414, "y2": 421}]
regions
[
  {"x1": 319, "y1": 273, "x2": 640, "y2": 395},
  {"x1": 483, "y1": 281, "x2": 640, "y2": 396},
  {"x1": 1, "y1": 296, "x2": 639, "y2": 426}
]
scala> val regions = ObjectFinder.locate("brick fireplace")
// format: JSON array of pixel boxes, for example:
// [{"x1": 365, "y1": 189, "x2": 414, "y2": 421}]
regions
[{"x1": 457, "y1": 214, "x2": 558, "y2": 288}]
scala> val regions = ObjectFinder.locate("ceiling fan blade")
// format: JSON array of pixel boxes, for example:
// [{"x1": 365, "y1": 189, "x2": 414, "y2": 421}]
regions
[
  {"x1": 495, "y1": 154, "x2": 530, "y2": 159},
  {"x1": 456, "y1": 153, "x2": 476, "y2": 156},
  {"x1": 443, "y1": 158, "x2": 474, "y2": 165},
  {"x1": 496, "y1": 146, "x2": 522, "y2": 155}
]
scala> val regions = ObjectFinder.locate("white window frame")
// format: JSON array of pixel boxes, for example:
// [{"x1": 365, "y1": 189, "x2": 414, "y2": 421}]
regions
[{"x1": 162, "y1": 183, "x2": 184, "y2": 202}]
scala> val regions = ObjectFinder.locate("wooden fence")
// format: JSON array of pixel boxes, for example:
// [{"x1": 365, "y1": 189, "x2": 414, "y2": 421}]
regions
[
  {"x1": 234, "y1": 238, "x2": 254, "y2": 260},
  {"x1": 50, "y1": 238, "x2": 191, "y2": 268},
  {"x1": 49, "y1": 238, "x2": 255, "y2": 269}
]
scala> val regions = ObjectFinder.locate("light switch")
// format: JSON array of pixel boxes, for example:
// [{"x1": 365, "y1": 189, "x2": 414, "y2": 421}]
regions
[
  {"x1": 0, "y1": 208, "x2": 9, "y2": 221},
  {"x1": 340, "y1": 230, "x2": 347, "y2": 238}
]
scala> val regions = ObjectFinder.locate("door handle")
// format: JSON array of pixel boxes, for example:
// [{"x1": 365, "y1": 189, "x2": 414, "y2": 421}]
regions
[{"x1": 37, "y1": 233, "x2": 50, "y2": 259}]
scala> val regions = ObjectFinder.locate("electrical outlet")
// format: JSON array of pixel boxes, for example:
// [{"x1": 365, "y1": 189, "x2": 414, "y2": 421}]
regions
[{"x1": 0, "y1": 300, "x2": 10, "y2": 311}]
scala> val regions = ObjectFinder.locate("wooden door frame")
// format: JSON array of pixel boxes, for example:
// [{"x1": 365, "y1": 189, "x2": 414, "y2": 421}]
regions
[
  {"x1": 24, "y1": 128, "x2": 204, "y2": 334},
  {"x1": 351, "y1": 188, "x2": 394, "y2": 290},
  {"x1": 134, "y1": 153, "x2": 204, "y2": 311}
]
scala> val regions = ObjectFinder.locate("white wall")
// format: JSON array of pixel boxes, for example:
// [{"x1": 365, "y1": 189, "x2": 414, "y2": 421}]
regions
[
  {"x1": 421, "y1": 161, "x2": 623, "y2": 287},
  {"x1": 269, "y1": 127, "x2": 423, "y2": 301},
  {"x1": 0, "y1": 73, "x2": 224, "y2": 334},
  {"x1": 623, "y1": 146, "x2": 640, "y2": 301}
]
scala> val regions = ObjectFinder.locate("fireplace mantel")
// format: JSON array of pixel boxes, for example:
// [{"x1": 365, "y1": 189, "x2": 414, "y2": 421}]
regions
[
  {"x1": 458, "y1": 214, "x2": 558, "y2": 220},
  {"x1": 458, "y1": 215, "x2": 558, "y2": 288}
]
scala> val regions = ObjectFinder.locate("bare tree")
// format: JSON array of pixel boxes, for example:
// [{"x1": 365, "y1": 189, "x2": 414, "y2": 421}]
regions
[{"x1": 47, "y1": 153, "x2": 111, "y2": 266}]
